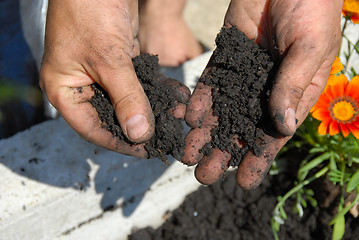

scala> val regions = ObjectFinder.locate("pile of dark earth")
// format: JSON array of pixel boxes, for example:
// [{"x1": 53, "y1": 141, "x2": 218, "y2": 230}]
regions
[
  {"x1": 90, "y1": 54, "x2": 186, "y2": 163},
  {"x1": 200, "y1": 26, "x2": 276, "y2": 167},
  {"x1": 128, "y1": 153, "x2": 359, "y2": 240}
]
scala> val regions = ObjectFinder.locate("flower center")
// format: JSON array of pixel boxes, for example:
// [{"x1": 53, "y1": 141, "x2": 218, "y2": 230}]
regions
[{"x1": 330, "y1": 97, "x2": 358, "y2": 123}]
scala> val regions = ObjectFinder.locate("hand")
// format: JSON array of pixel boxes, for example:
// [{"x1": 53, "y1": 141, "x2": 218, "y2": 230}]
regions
[
  {"x1": 138, "y1": 0, "x2": 203, "y2": 66},
  {"x1": 182, "y1": 0, "x2": 343, "y2": 189},
  {"x1": 40, "y1": 0, "x2": 188, "y2": 157}
]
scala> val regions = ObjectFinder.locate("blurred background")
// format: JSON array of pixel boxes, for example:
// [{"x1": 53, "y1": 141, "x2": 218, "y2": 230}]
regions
[{"x1": 184, "y1": 0, "x2": 230, "y2": 50}]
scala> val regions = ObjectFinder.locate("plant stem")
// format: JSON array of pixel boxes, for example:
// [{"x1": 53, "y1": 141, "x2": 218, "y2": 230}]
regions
[
  {"x1": 330, "y1": 192, "x2": 359, "y2": 225},
  {"x1": 338, "y1": 19, "x2": 348, "y2": 57},
  {"x1": 273, "y1": 166, "x2": 330, "y2": 214},
  {"x1": 343, "y1": 34, "x2": 359, "y2": 54},
  {"x1": 339, "y1": 160, "x2": 346, "y2": 214},
  {"x1": 272, "y1": 166, "x2": 330, "y2": 240}
]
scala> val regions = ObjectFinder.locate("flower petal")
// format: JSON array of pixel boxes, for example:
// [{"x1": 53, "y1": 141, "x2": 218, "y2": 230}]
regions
[
  {"x1": 330, "y1": 57, "x2": 344, "y2": 75},
  {"x1": 312, "y1": 97, "x2": 330, "y2": 111},
  {"x1": 347, "y1": 123, "x2": 359, "y2": 139},
  {"x1": 318, "y1": 120, "x2": 331, "y2": 135},
  {"x1": 325, "y1": 85, "x2": 336, "y2": 100},
  {"x1": 327, "y1": 74, "x2": 339, "y2": 87},
  {"x1": 352, "y1": 16, "x2": 359, "y2": 24},
  {"x1": 342, "y1": 0, "x2": 359, "y2": 24},
  {"x1": 340, "y1": 123, "x2": 350, "y2": 137},
  {"x1": 352, "y1": 119, "x2": 359, "y2": 128},
  {"x1": 312, "y1": 108, "x2": 331, "y2": 121},
  {"x1": 346, "y1": 76, "x2": 359, "y2": 99},
  {"x1": 317, "y1": 93, "x2": 331, "y2": 105},
  {"x1": 331, "y1": 74, "x2": 348, "y2": 97},
  {"x1": 329, "y1": 121, "x2": 340, "y2": 136},
  {"x1": 311, "y1": 86, "x2": 333, "y2": 114}
]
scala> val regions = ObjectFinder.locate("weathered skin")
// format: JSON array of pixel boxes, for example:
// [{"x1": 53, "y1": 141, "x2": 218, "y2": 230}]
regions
[
  {"x1": 183, "y1": 0, "x2": 343, "y2": 189},
  {"x1": 40, "y1": 0, "x2": 194, "y2": 157}
]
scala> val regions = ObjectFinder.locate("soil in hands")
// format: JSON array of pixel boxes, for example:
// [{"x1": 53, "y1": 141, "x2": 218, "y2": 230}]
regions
[
  {"x1": 90, "y1": 54, "x2": 185, "y2": 162},
  {"x1": 200, "y1": 26, "x2": 276, "y2": 166}
]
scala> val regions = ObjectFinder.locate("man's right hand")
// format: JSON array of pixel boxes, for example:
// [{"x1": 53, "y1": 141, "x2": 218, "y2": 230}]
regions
[{"x1": 40, "y1": 0, "x2": 154, "y2": 157}]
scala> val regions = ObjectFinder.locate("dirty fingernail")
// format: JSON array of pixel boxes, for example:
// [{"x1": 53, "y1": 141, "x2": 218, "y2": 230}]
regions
[
  {"x1": 125, "y1": 115, "x2": 149, "y2": 141},
  {"x1": 284, "y1": 108, "x2": 297, "y2": 134}
]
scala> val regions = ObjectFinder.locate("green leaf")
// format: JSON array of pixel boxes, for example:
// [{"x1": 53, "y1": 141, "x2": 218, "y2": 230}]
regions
[
  {"x1": 305, "y1": 188, "x2": 315, "y2": 196},
  {"x1": 279, "y1": 206, "x2": 287, "y2": 220},
  {"x1": 332, "y1": 215, "x2": 345, "y2": 240},
  {"x1": 309, "y1": 147, "x2": 325, "y2": 154},
  {"x1": 306, "y1": 195, "x2": 318, "y2": 208},
  {"x1": 299, "y1": 152, "x2": 331, "y2": 174},
  {"x1": 332, "y1": 152, "x2": 341, "y2": 161},
  {"x1": 330, "y1": 152, "x2": 338, "y2": 171},
  {"x1": 273, "y1": 215, "x2": 284, "y2": 225},
  {"x1": 347, "y1": 169, "x2": 359, "y2": 192},
  {"x1": 296, "y1": 200, "x2": 304, "y2": 217},
  {"x1": 300, "y1": 196, "x2": 307, "y2": 208},
  {"x1": 354, "y1": 38, "x2": 359, "y2": 54},
  {"x1": 330, "y1": 197, "x2": 359, "y2": 225},
  {"x1": 350, "y1": 67, "x2": 357, "y2": 78},
  {"x1": 351, "y1": 157, "x2": 359, "y2": 164},
  {"x1": 271, "y1": 218, "x2": 281, "y2": 240}
]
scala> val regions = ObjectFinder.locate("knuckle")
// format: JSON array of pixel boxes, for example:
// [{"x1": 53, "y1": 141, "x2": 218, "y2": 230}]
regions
[
  {"x1": 85, "y1": 38, "x2": 132, "y2": 73},
  {"x1": 113, "y1": 92, "x2": 140, "y2": 111},
  {"x1": 289, "y1": 85, "x2": 305, "y2": 101}
]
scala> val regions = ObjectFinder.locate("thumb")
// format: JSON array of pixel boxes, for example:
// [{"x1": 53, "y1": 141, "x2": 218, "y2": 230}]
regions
[
  {"x1": 98, "y1": 54, "x2": 155, "y2": 143},
  {"x1": 269, "y1": 40, "x2": 324, "y2": 136}
]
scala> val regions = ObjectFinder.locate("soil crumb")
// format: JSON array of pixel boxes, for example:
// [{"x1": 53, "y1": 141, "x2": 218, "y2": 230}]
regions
[
  {"x1": 90, "y1": 54, "x2": 185, "y2": 162},
  {"x1": 201, "y1": 26, "x2": 275, "y2": 166}
]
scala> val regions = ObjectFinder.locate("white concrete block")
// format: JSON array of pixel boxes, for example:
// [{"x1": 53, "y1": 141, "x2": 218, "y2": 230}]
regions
[{"x1": 0, "y1": 52, "x2": 211, "y2": 240}]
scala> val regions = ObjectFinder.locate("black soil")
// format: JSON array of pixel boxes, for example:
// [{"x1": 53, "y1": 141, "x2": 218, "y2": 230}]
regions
[
  {"x1": 90, "y1": 54, "x2": 185, "y2": 162},
  {"x1": 128, "y1": 155, "x2": 359, "y2": 240},
  {"x1": 200, "y1": 26, "x2": 275, "y2": 166}
]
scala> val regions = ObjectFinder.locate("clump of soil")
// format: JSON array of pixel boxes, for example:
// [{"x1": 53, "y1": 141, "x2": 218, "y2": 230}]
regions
[
  {"x1": 128, "y1": 159, "x2": 359, "y2": 240},
  {"x1": 200, "y1": 26, "x2": 275, "y2": 166},
  {"x1": 90, "y1": 54, "x2": 185, "y2": 162}
]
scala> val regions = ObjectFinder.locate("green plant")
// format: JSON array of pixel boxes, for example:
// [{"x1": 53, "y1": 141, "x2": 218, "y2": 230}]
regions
[{"x1": 271, "y1": 1, "x2": 359, "y2": 239}]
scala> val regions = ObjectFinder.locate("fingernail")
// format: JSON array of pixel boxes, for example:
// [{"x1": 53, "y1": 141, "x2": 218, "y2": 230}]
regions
[
  {"x1": 284, "y1": 108, "x2": 297, "y2": 134},
  {"x1": 125, "y1": 115, "x2": 150, "y2": 140}
]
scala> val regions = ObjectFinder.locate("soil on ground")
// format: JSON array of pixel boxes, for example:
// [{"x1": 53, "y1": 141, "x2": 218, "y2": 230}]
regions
[
  {"x1": 200, "y1": 26, "x2": 275, "y2": 166},
  {"x1": 90, "y1": 54, "x2": 186, "y2": 162},
  {"x1": 128, "y1": 151, "x2": 359, "y2": 240}
]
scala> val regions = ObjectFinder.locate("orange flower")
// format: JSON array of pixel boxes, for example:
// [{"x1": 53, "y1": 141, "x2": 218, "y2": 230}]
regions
[
  {"x1": 311, "y1": 74, "x2": 359, "y2": 139},
  {"x1": 324, "y1": 58, "x2": 344, "y2": 91},
  {"x1": 330, "y1": 57, "x2": 344, "y2": 75},
  {"x1": 342, "y1": 0, "x2": 359, "y2": 24}
]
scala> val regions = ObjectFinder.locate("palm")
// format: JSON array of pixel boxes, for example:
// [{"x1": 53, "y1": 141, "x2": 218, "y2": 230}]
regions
[{"x1": 183, "y1": 0, "x2": 343, "y2": 189}]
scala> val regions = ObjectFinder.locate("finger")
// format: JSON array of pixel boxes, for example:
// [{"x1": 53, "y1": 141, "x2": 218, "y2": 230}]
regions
[
  {"x1": 182, "y1": 126, "x2": 213, "y2": 166},
  {"x1": 96, "y1": 52, "x2": 155, "y2": 143},
  {"x1": 237, "y1": 66, "x2": 330, "y2": 189},
  {"x1": 295, "y1": 60, "x2": 335, "y2": 121},
  {"x1": 185, "y1": 80, "x2": 213, "y2": 128},
  {"x1": 156, "y1": 73, "x2": 191, "y2": 104},
  {"x1": 223, "y1": 0, "x2": 269, "y2": 46},
  {"x1": 195, "y1": 148, "x2": 231, "y2": 185},
  {"x1": 236, "y1": 134, "x2": 289, "y2": 190},
  {"x1": 169, "y1": 102, "x2": 186, "y2": 119},
  {"x1": 182, "y1": 111, "x2": 218, "y2": 165},
  {"x1": 53, "y1": 86, "x2": 149, "y2": 158},
  {"x1": 269, "y1": 39, "x2": 326, "y2": 136}
]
